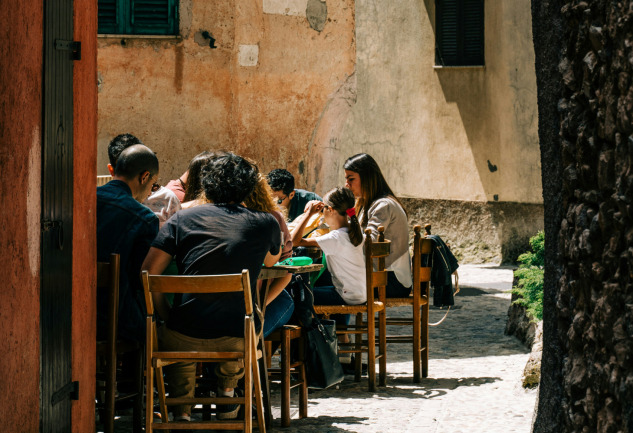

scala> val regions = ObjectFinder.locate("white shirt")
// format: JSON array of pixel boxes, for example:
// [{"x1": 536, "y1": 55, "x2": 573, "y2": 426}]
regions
[{"x1": 315, "y1": 228, "x2": 367, "y2": 304}]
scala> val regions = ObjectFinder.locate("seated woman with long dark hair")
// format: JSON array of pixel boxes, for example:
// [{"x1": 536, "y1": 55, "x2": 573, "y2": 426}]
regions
[{"x1": 343, "y1": 153, "x2": 412, "y2": 297}]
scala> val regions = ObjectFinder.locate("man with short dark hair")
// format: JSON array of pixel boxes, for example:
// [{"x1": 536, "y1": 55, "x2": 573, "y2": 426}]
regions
[
  {"x1": 142, "y1": 152, "x2": 281, "y2": 422},
  {"x1": 97, "y1": 144, "x2": 160, "y2": 342},
  {"x1": 266, "y1": 168, "x2": 321, "y2": 222},
  {"x1": 107, "y1": 134, "x2": 181, "y2": 227}
]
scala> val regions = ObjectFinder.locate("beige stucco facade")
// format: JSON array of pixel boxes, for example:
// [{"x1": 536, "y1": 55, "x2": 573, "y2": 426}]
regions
[{"x1": 97, "y1": 0, "x2": 543, "y2": 262}]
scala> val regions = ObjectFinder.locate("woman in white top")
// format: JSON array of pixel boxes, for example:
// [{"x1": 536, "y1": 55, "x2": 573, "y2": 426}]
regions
[
  {"x1": 344, "y1": 153, "x2": 413, "y2": 297},
  {"x1": 291, "y1": 187, "x2": 366, "y2": 306}
]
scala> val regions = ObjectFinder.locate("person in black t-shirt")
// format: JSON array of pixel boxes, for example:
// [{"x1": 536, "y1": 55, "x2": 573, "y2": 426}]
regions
[{"x1": 142, "y1": 152, "x2": 281, "y2": 421}]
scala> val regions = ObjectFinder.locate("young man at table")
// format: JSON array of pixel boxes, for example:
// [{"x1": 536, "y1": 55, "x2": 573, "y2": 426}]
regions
[
  {"x1": 97, "y1": 144, "x2": 160, "y2": 343},
  {"x1": 266, "y1": 168, "x2": 322, "y2": 222},
  {"x1": 142, "y1": 152, "x2": 281, "y2": 421},
  {"x1": 107, "y1": 133, "x2": 181, "y2": 227}
]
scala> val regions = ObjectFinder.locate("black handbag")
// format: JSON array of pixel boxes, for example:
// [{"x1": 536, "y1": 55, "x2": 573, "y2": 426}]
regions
[
  {"x1": 288, "y1": 275, "x2": 344, "y2": 389},
  {"x1": 304, "y1": 318, "x2": 345, "y2": 389}
]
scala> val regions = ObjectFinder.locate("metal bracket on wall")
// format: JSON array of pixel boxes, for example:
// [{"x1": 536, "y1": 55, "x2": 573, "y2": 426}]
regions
[
  {"x1": 51, "y1": 381, "x2": 79, "y2": 406},
  {"x1": 55, "y1": 39, "x2": 81, "y2": 60}
]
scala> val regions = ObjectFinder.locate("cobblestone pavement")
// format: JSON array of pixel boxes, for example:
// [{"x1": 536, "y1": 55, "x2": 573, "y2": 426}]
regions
[{"x1": 105, "y1": 264, "x2": 538, "y2": 432}]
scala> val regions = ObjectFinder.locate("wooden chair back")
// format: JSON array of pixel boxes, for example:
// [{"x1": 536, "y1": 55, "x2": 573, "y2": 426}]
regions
[
  {"x1": 141, "y1": 269, "x2": 265, "y2": 433},
  {"x1": 313, "y1": 226, "x2": 389, "y2": 390}
]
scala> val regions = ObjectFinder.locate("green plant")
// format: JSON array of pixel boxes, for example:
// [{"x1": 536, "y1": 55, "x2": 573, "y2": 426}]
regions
[{"x1": 512, "y1": 231, "x2": 544, "y2": 322}]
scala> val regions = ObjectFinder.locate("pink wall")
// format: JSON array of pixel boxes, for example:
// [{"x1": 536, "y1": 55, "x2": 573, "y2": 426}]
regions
[
  {"x1": 0, "y1": 1, "x2": 43, "y2": 431},
  {"x1": 0, "y1": 1, "x2": 97, "y2": 431}
]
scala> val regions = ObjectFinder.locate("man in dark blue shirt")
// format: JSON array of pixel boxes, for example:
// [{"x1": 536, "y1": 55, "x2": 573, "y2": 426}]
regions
[{"x1": 97, "y1": 144, "x2": 159, "y2": 342}]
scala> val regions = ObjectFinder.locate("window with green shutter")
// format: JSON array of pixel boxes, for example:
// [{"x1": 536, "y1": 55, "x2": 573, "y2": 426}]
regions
[
  {"x1": 435, "y1": 0, "x2": 484, "y2": 66},
  {"x1": 98, "y1": 0, "x2": 179, "y2": 36}
]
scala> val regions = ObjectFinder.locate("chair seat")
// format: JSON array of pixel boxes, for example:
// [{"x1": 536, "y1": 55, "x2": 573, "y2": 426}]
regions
[
  {"x1": 314, "y1": 301, "x2": 384, "y2": 315},
  {"x1": 383, "y1": 296, "x2": 429, "y2": 307}
]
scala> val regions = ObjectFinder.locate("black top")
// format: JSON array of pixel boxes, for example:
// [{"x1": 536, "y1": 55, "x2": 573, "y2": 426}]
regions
[{"x1": 152, "y1": 203, "x2": 281, "y2": 338}]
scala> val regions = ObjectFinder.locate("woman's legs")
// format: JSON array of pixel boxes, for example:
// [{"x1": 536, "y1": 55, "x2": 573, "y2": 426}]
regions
[{"x1": 262, "y1": 289, "x2": 295, "y2": 338}]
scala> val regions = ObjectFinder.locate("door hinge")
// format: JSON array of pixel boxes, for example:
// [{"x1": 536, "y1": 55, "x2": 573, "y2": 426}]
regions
[
  {"x1": 55, "y1": 39, "x2": 81, "y2": 61},
  {"x1": 41, "y1": 219, "x2": 62, "y2": 233},
  {"x1": 51, "y1": 381, "x2": 79, "y2": 406}
]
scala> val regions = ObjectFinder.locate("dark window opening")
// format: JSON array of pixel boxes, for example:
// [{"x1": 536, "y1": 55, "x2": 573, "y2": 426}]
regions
[
  {"x1": 98, "y1": 0, "x2": 179, "y2": 36},
  {"x1": 435, "y1": 0, "x2": 484, "y2": 66}
]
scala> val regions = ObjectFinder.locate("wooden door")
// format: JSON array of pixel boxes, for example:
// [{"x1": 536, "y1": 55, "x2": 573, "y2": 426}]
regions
[{"x1": 41, "y1": 0, "x2": 77, "y2": 431}]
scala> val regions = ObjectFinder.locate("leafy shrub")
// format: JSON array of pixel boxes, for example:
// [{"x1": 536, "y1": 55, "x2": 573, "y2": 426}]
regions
[{"x1": 512, "y1": 231, "x2": 544, "y2": 322}]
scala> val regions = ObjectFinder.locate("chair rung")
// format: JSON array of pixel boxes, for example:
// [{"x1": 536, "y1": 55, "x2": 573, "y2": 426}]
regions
[
  {"x1": 151, "y1": 420, "x2": 245, "y2": 429},
  {"x1": 386, "y1": 335, "x2": 414, "y2": 342},
  {"x1": 384, "y1": 319, "x2": 414, "y2": 325},
  {"x1": 165, "y1": 396, "x2": 245, "y2": 405}
]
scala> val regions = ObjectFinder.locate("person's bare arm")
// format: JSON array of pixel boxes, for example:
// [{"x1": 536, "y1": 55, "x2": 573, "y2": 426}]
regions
[
  {"x1": 263, "y1": 245, "x2": 282, "y2": 267},
  {"x1": 297, "y1": 237, "x2": 319, "y2": 247},
  {"x1": 265, "y1": 273, "x2": 292, "y2": 306},
  {"x1": 141, "y1": 247, "x2": 174, "y2": 320},
  {"x1": 290, "y1": 200, "x2": 324, "y2": 246}
]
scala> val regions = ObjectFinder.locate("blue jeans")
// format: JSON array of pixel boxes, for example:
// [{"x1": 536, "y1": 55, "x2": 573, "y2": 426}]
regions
[
  {"x1": 263, "y1": 289, "x2": 294, "y2": 338},
  {"x1": 313, "y1": 286, "x2": 351, "y2": 326}
]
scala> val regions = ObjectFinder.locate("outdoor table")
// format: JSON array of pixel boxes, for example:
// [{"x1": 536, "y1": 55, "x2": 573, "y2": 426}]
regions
[{"x1": 256, "y1": 263, "x2": 323, "y2": 427}]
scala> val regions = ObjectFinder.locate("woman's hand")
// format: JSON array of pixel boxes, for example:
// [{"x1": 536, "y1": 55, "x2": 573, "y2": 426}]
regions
[{"x1": 304, "y1": 200, "x2": 324, "y2": 215}]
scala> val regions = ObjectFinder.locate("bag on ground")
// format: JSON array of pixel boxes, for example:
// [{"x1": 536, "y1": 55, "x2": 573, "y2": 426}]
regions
[{"x1": 304, "y1": 318, "x2": 345, "y2": 389}]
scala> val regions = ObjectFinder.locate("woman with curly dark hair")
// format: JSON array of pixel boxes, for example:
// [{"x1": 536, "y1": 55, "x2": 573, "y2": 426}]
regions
[{"x1": 343, "y1": 153, "x2": 412, "y2": 297}]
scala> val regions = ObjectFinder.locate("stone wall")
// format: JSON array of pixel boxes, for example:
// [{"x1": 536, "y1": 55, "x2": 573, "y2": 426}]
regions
[
  {"x1": 401, "y1": 198, "x2": 543, "y2": 264},
  {"x1": 533, "y1": 1, "x2": 633, "y2": 431}
]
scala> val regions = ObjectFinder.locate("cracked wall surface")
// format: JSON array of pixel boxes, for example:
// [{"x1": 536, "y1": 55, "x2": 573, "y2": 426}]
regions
[{"x1": 97, "y1": 0, "x2": 354, "y2": 185}]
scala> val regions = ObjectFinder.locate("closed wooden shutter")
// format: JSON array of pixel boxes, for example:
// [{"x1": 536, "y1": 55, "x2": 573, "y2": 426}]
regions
[
  {"x1": 98, "y1": 0, "x2": 119, "y2": 34},
  {"x1": 98, "y1": 0, "x2": 178, "y2": 35},
  {"x1": 436, "y1": 0, "x2": 484, "y2": 66}
]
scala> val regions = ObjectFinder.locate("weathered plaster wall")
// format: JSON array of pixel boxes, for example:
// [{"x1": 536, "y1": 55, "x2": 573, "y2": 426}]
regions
[
  {"x1": 307, "y1": 0, "x2": 543, "y2": 262},
  {"x1": 329, "y1": 0, "x2": 541, "y2": 203},
  {"x1": 97, "y1": 0, "x2": 355, "y2": 185},
  {"x1": 72, "y1": 0, "x2": 98, "y2": 431},
  {"x1": 0, "y1": 2, "x2": 42, "y2": 431}
]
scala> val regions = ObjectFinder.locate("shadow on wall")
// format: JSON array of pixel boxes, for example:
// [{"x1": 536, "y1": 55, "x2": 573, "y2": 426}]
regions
[{"x1": 425, "y1": 1, "x2": 540, "y2": 206}]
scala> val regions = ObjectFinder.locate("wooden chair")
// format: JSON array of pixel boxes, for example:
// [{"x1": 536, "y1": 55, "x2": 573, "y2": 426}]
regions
[
  {"x1": 313, "y1": 228, "x2": 389, "y2": 391},
  {"x1": 142, "y1": 270, "x2": 266, "y2": 433},
  {"x1": 95, "y1": 253, "x2": 144, "y2": 433},
  {"x1": 264, "y1": 325, "x2": 308, "y2": 427},
  {"x1": 379, "y1": 224, "x2": 433, "y2": 382}
]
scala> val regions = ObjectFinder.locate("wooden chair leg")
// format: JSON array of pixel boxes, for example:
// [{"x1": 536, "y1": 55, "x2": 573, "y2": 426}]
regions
[
  {"x1": 252, "y1": 333, "x2": 266, "y2": 433},
  {"x1": 104, "y1": 355, "x2": 115, "y2": 433},
  {"x1": 155, "y1": 366, "x2": 168, "y2": 424},
  {"x1": 281, "y1": 328, "x2": 291, "y2": 427},
  {"x1": 299, "y1": 334, "x2": 308, "y2": 419},
  {"x1": 367, "y1": 310, "x2": 376, "y2": 392},
  {"x1": 422, "y1": 300, "x2": 429, "y2": 378},
  {"x1": 413, "y1": 299, "x2": 422, "y2": 383},
  {"x1": 378, "y1": 308, "x2": 387, "y2": 387},
  {"x1": 145, "y1": 356, "x2": 153, "y2": 432},
  {"x1": 257, "y1": 350, "x2": 272, "y2": 428},
  {"x1": 133, "y1": 348, "x2": 144, "y2": 433},
  {"x1": 354, "y1": 313, "x2": 362, "y2": 383}
]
